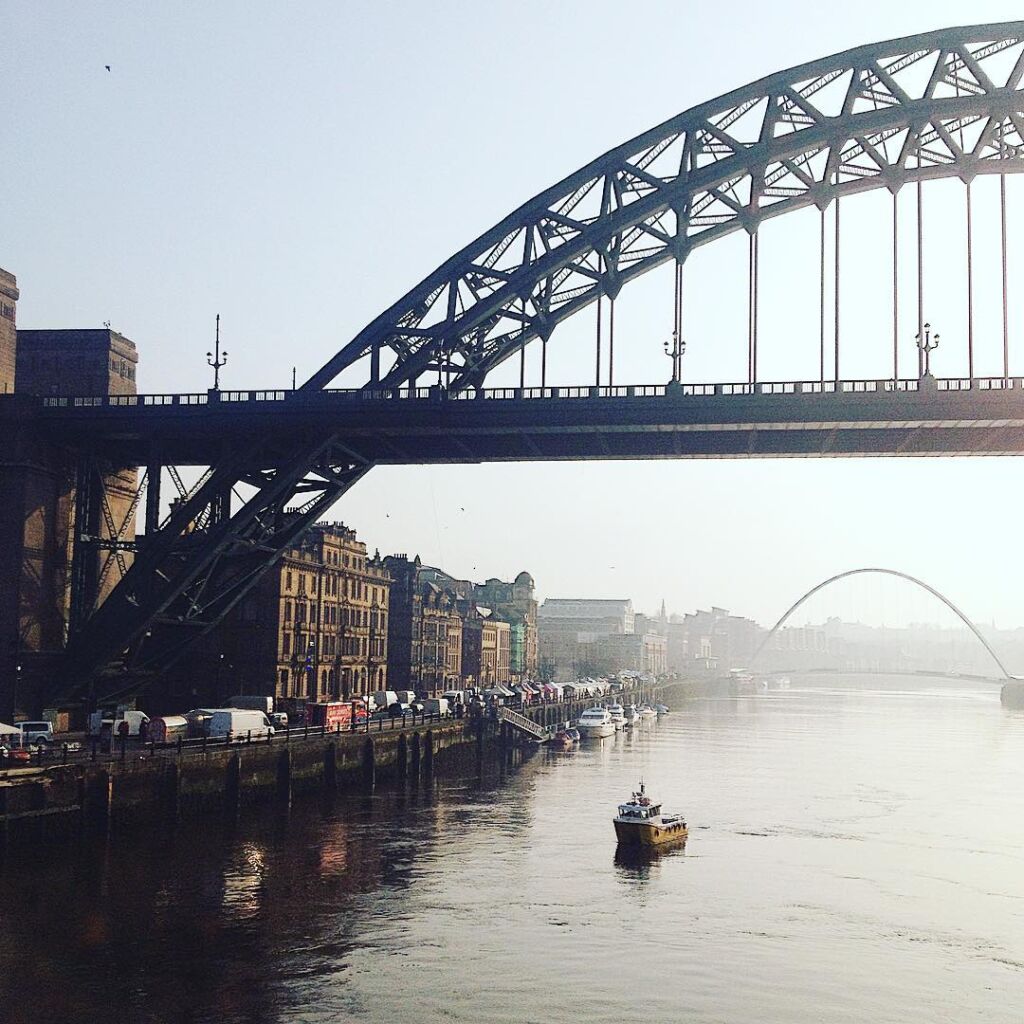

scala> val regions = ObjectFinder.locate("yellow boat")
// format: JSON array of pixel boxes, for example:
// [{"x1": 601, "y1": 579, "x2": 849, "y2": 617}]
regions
[{"x1": 613, "y1": 781, "x2": 688, "y2": 847}]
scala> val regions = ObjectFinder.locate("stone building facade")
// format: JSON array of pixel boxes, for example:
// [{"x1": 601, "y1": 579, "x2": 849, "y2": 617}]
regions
[
  {"x1": 158, "y1": 522, "x2": 390, "y2": 712},
  {"x1": 473, "y1": 572, "x2": 537, "y2": 679},
  {"x1": 383, "y1": 555, "x2": 463, "y2": 695}
]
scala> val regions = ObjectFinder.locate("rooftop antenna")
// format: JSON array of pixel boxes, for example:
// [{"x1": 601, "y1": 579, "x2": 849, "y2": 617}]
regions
[
  {"x1": 206, "y1": 313, "x2": 228, "y2": 391},
  {"x1": 292, "y1": 366, "x2": 297, "y2": 390}
]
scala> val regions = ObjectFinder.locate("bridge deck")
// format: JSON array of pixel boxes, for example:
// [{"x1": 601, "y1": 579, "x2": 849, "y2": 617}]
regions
[{"x1": 5, "y1": 377, "x2": 1024, "y2": 465}]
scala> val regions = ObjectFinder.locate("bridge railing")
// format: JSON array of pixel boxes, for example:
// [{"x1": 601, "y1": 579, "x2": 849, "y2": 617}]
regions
[{"x1": 33, "y1": 376, "x2": 1024, "y2": 410}]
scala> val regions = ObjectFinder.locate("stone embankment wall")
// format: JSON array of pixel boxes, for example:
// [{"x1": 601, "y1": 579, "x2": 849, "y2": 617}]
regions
[
  {"x1": 0, "y1": 721, "x2": 472, "y2": 851},
  {"x1": 0, "y1": 680, "x2": 721, "y2": 853}
]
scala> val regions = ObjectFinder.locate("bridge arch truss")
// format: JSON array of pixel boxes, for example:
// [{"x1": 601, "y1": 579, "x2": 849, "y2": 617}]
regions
[{"x1": 307, "y1": 22, "x2": 1024, "y2": 393}]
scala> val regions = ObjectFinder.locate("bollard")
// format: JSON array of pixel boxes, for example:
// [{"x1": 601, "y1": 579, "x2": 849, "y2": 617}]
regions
[
  {"x1": 119, "y1": 734, "x2": 127, "y2": 764},
  {"x1": 62, "y1": 743, "x2": 68, "y2": 765},
  {"x1": 247, "y1": 729, "x2": 252, "y2": 745},
  {"x1": 177, "y1": 735, "x2": 183, "y2": 758}
]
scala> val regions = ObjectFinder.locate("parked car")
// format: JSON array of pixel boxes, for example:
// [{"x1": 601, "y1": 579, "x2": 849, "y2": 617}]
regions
[{"x1": 18, "y1": 721, "x2": 53, "y2": 745}]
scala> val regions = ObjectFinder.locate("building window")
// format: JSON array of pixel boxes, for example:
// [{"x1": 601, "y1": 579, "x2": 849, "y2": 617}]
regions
[
  {"x1": 284, "y1": 601, "x2": 292, "y2": 622},
  {"x1": 286, "y1": 571, "x2": 293, "y2": 592},
  {"x1": 280, "y1": 669, "x2": 289, "y2": 690},
  {"x1": 283, "y1": 633, "x2": 291, "y2": 655}
]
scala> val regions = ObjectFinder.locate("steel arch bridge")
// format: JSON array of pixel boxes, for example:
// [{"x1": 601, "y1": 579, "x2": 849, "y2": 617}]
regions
[
  {"x1": 44, "y1": 22, "x2": 1024, "y2": 698},
  {"x1": 748, "y1": 567, "x2": 1013, "y2": 680},
  {"x1": 306, "y1": 20, "x2": 1024, "y2": 393}
]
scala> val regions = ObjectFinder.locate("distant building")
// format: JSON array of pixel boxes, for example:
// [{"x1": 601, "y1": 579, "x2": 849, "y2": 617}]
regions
[
  {"x1": 675, "y1": 607, "x2": 763, "y2": 675},
  {"x1": 538, "y1": 598, "x2": 638, "y2": 680}
]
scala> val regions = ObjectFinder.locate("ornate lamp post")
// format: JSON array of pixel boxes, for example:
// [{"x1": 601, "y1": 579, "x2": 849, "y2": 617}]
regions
[
  {"x1": 206, "y1": 314, "x2": 228, "y2": 391},
  {"x1": 664, "y1": 329, "x2": 686, "y2": 384},
  {"x1": 915, "y1": 322, "x2": 940, "y2": 378}
]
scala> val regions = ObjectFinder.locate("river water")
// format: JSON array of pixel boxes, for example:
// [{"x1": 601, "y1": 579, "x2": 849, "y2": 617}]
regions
[{"x1": 1, "y1": 675, "x2": 1022, "y2": 1023}]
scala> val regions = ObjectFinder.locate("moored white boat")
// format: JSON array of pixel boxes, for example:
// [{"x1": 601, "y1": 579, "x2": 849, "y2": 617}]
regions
[
  {"x1": 637, "y1": 704, "x2": 658, "y2": 719},
  {"x1": 622, "y1": 703, "x2": 640, "y2": 727},
  {"x1": 577, "y1": 707, "x2": 615, "y2": 738},
  {"x1": 605, "y1": 703, "x2": 626, "y2": 730}
]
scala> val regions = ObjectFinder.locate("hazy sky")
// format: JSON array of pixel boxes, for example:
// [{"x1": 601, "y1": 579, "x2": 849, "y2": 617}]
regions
[{"x1": 4, "y1": 1, "x2": 1024, "y2": 631}]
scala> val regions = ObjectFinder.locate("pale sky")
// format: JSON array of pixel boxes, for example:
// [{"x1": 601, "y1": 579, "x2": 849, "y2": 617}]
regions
[{"x1": 4, "y1": 1, "x2": 1024, "y2": 631}]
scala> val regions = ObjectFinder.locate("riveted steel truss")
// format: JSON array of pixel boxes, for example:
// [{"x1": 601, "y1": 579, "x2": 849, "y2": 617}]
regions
[
  {"x1": 305, "y1": 22, "x2": 1024, "y2": 394},
  {"x1": 61, "y1": 435, "x2": 370, "y2": 699}
]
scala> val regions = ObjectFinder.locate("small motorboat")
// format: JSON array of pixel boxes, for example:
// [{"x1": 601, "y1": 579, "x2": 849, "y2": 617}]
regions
[
  {"x1": 613, "y1": 780, "x2": 687, "y2": 848},
  {"x1": 564, "y1": 727, "x2": 581, "y2": 743},
  {"x1": 622, "y1": 703, "x2": 640, "y2": 727},
  {"x1": 637, "y1": 704, "x2": 658, "y2": 719},
  {"x1": 653, "y1": 704, "x2": 670, "y2": 715},
  {"x1": 550, "y1": 729, "x2": 576, "y2": 750}
]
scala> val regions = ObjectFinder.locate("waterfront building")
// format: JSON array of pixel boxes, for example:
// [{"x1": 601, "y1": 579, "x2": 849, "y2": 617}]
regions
[
  {"x1": 472, "y1": 573, "x2": 538, "y2": 679},
  {"x1": 159, "y1": 522, "x2": 390, "y2": 711},
  {"x1": 383, "y1": 555, "x2": 463, "y2": 695},
  {"x1": 461, "y1": 607, "x2": 511, "y2": 686}
]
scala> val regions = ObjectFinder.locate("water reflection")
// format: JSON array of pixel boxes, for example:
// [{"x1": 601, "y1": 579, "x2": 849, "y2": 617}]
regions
[
  {"x1": 612, "y1": 841, "x2": 686, "y2": 879},
  {"x1": 1, "y1": 683, "x2": 1022, "y2": 1024}
]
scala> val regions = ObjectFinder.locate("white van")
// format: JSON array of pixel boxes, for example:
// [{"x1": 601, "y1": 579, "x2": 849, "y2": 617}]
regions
[
  {"x1": 393, "y1": 690, "x2": 417, "y2": 707},
  {"x1": 208, "y1": 709, "x2": 275, "y2": 741},
  {"x1": 420, "y1": 698, "x2": 450, "y2": 717},
  {"x1": 370, "y1": 690, "x2": 399, "y2": 712},
  {"x1": 442, "y1": 690, "x2": 465, "y2": 705}
]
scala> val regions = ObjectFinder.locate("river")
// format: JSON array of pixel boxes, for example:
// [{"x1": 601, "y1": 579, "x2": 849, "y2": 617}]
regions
[{"x1": 1, "y1": 675, "x2": 1022, "y2": 1023}]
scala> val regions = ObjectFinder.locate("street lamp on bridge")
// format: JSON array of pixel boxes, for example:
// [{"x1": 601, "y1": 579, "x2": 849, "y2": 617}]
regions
[
  {"x1": 664, "y1": 329, "x2": 686, "y2": 385},
  {"x1": 915, "y1": 323, "x2": 940, "y2": 379},
  {"x1": 206, "y1": 314, "x2": 228, "y2": 391}
]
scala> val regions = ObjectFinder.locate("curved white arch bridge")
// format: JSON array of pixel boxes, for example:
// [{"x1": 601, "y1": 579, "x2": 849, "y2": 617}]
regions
[{"x1": 750, "y1": 567, "x2": 1013, "y2": 680}]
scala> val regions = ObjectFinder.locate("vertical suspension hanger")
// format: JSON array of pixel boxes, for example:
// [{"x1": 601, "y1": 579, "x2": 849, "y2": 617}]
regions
[
  {"x1": 519, "y1": 294, "x2": 526, "y2": 390},
  {"x1": 747, "y1": 229, "x2": 755, "y2": 386},
  {"x1": 965, "y1": 179, "x2": 974, "y2": 382},
  {"x1": 608, "y1": 294, "x2": 615, "y2": 388},
  {"x1": 1000, "y1": 129, "x2": 1010, "y2": 383},
  {"x1": 819, "y1": 205, "x2": 826, "y2": 386},
  {"x1": 834, "y1": 193, "x2": 841, "y2": 386},
  {"x1": 892, "y1": 189, "x2": 899, "y2": 383}
]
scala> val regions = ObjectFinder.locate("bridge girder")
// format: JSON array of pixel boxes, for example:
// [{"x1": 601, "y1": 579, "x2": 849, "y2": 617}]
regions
[{"x1": 304, "y1": 22, "x2": 1024, "y2": 394}]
